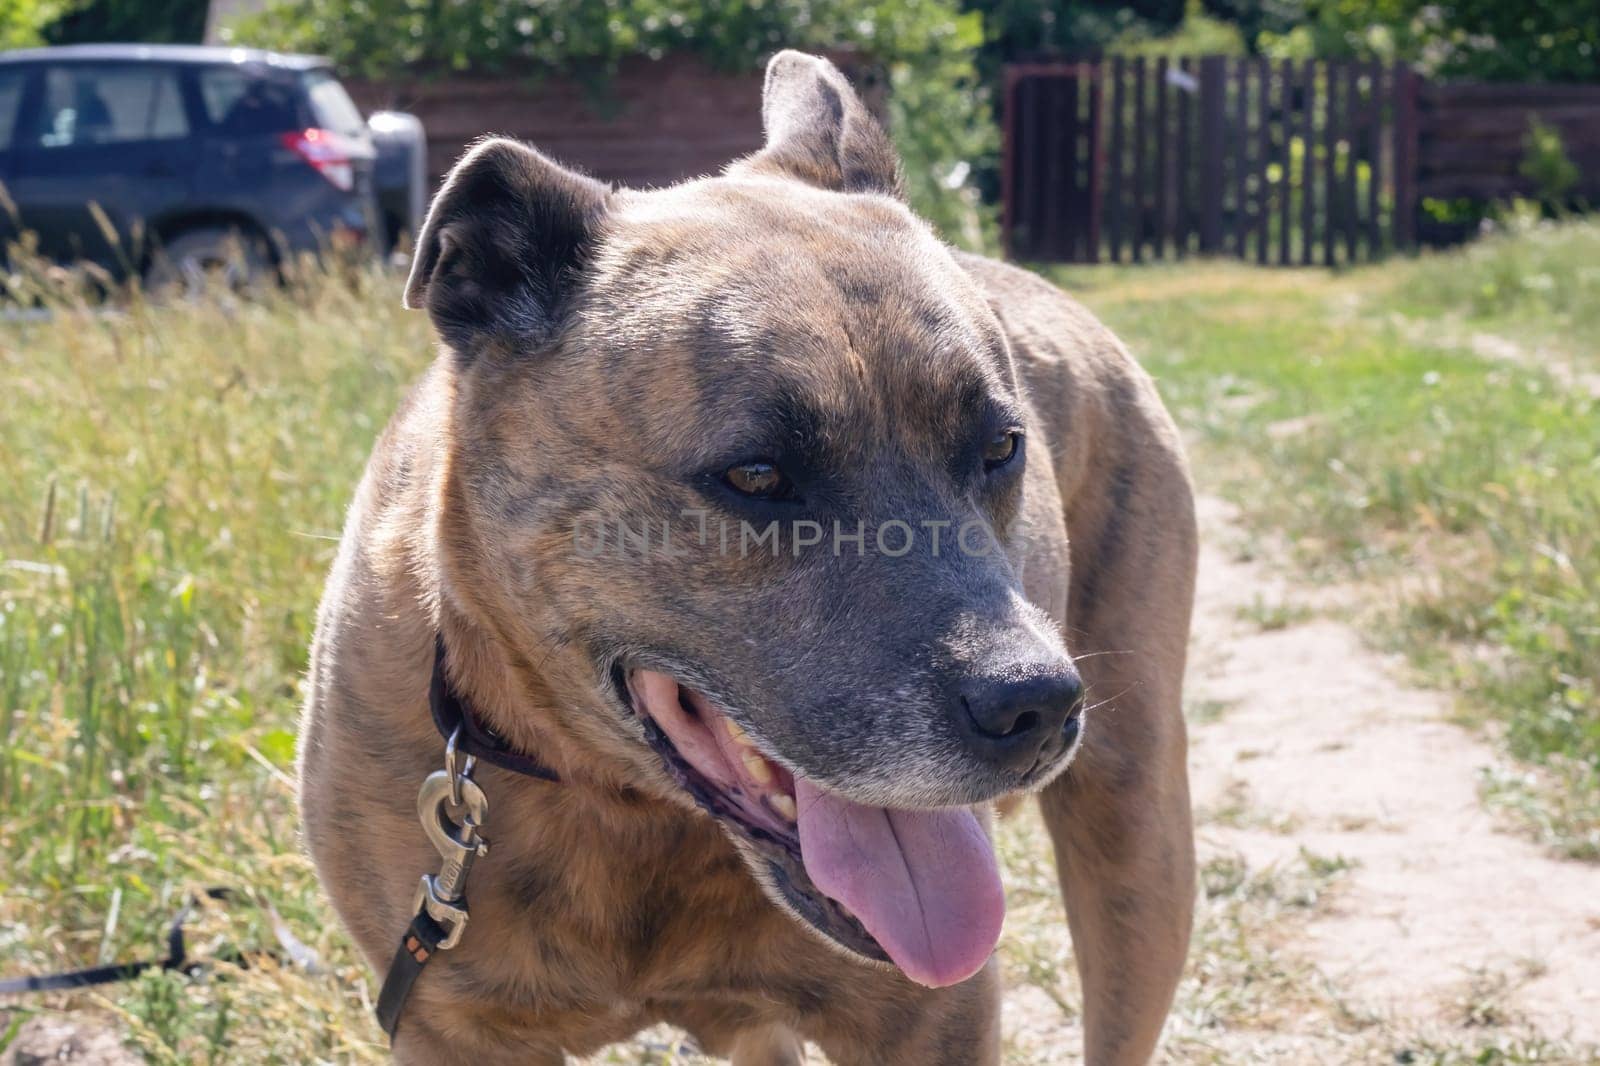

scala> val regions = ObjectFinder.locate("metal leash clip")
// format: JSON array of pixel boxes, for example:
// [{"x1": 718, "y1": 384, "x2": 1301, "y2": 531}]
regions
[{"x1": 411, "y1": 726, "x2": 489, "y2": 950}]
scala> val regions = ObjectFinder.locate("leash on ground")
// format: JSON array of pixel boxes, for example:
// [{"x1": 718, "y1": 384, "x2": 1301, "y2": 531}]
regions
[
  {"x1": 1, "y1": 636, "x2": 544, "y2": 1044},
  {"x1": 0, "y1": 887, "x2": 321, "y2": 996}
]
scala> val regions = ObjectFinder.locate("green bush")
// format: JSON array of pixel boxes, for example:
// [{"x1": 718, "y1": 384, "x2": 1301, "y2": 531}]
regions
[
  {"x1": 1110, "y1": 0, "x2": 1246, "y2": 57},
  {"x1": 1257, "y1": 0, "x2": 1600, "y2": 83},
  {"x1": 229, "y1": 0, "x2": 997, "y2": 248},
  {"x1": 1520, "y1": 118, "x2": 1581, "y2": 211},
  {"x1": 43, "y1": 0, "x2": 208, "y2": 45},
  {"x1": 0, "y1": 0, "x2": 73, "y2": 48}
]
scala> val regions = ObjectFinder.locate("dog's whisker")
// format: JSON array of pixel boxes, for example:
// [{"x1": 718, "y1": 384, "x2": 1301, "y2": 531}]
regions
[
  {"x1": 1078, "y1": 681, "x2": 1141, "y2": 718},
  {"x1": 1070, "y1": 648, "x2": 1136, "y2": 661}
]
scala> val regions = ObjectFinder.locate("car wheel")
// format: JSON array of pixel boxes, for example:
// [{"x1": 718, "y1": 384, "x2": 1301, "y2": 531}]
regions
[{"x1": 144, "y1": 227, "x2": 271, "y2": 299}]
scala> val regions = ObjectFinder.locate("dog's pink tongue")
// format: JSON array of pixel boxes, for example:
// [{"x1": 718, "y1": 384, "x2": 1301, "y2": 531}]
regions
[{"x1": 794, "y1": 778, "x2": 1004, "y2": 988}]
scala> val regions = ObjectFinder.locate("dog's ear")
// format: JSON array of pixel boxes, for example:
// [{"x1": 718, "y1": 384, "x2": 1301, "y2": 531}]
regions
[
  {"x1": 404, "y1": 137, "x2": 610, "y2": 356},
  {"x1": 734, "y1": 50, "x2": 901, "y2": 198}
]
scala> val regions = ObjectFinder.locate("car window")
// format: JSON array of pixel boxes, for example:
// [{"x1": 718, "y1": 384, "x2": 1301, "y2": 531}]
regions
[
  {"x1": 33, "y1": 65, "x2": 189, "y2": 148},
  {"x1": 0, "y1": 68, "x2": 26, "y2": 151},
  {"x1": 300, "y1": 69, "x2": 365, "y2": 137},
  {"x1": 197, "y1": 66, "x2": 301, "y2": 135}
]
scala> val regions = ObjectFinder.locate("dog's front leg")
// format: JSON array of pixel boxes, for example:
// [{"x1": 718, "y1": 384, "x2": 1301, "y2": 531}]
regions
[
  {"x1": 810, "y1": 960, "x2": 1000, "y2": 1066},
  {"x1": 1041, "y1": 441, "x2": 1198, "y2": 1065},
  {"x1": 1039, "y1": 717, "x2": 1194, "y2": 1064},
  {"x1": 392, "y1": 1021, "x2": 566, "y2": 1066},
  {"x1": 728, "y1": 1024, "x2": 805, "y2": 1065}
]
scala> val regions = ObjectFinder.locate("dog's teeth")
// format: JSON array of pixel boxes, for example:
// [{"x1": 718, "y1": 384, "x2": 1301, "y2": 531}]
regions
[
  {"x1": 741, "y1": 749, "x2": 774, "y2": 785},
  {"x1": 725, "y1": 718, "x2": 756, "y2": 747},
  {"x1": 770, "y1": 793, "x2": 797, "y2": 822}
]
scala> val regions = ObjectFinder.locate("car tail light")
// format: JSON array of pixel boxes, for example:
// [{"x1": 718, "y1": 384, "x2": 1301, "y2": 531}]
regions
[{"x1": 281, "y1": 128, "x2": 356, "y2": 191}]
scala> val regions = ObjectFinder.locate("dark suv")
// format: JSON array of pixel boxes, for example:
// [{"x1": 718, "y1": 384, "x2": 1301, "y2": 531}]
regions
[{"x1": 0, "y1": 44, "x2": 383, "y2": 285}]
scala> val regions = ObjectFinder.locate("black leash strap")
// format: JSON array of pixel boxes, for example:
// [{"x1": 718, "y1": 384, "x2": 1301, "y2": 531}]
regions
[
  {"x1": 0, "y1": 888, "x2": 234, "y2": 996},
  {"x1": 375, "y1": 908, "x2": 450, "y2": 1037},
  {"x1": 375, "y1": 635, "x2": 561, "y2": 1041}
]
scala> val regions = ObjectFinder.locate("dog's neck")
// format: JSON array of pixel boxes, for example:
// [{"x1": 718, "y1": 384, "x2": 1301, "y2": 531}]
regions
[
  {"x1": 431, "y1": 608, "x2": 648, "y2": 803},
  {"x1": 433, "y1": 614, "x2": 569, "y2": 776}
]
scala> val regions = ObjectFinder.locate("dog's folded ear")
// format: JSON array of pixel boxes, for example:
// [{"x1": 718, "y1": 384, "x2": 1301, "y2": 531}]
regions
[
  {"x1": 404, "y1": 137, "x2": 610, "y2": 356},
  {"x1": 733, "y1": 50, "x2": 901, "y2": 198}
]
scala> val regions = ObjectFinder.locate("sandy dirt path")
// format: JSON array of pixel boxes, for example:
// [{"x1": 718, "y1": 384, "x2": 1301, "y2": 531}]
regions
[
  {"x1": 1172, "y1": 492, "x2": 1600, "y2": 1059},
  {"x1": 995, "y1": 492, "x2": 1600, "y2": 1065}
]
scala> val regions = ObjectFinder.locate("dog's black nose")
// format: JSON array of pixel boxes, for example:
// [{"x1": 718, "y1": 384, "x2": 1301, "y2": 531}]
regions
[{"x1": 958, "y1": 669, "x2": 1083, "y2": 775}]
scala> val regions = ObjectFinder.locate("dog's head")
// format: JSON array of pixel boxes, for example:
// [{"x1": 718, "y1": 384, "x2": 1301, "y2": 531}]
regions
[{"x1": 406, "y1": 51, "x2": 1083, "y2": 987}]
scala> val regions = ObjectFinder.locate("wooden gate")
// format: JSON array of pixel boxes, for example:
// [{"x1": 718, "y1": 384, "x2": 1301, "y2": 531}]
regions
[{"x1": 1003, "y1": 56, "x2": 1421, "y2": 265}]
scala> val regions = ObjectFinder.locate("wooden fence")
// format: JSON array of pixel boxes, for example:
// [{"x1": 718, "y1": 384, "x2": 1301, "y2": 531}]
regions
[
  {"x1": 1003, "y1": 56, "x2": 1420, "y2": 265},
  {"x1": 1417, "y1": 81, "x2": 1600, "y2": 244}
]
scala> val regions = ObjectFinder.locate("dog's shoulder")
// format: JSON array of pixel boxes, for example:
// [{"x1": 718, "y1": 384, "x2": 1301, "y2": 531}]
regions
[
  {"x1": 362, "y1": 359, "x2": 449, "y2": 510},
  {"x1": 307, "y1": 358, "x2": 446, "y2": 698},
  {"x1": 952, "y1": 251, "x2": 1141, "y2": 394},
  {"x1": 952, "y1": 252, "x2": 1184, "y2": 482}
]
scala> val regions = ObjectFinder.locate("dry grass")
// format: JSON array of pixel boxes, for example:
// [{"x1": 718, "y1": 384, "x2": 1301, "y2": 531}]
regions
[{"x1": 1, "y1": 264, "x2": 424, "y2": 1062}]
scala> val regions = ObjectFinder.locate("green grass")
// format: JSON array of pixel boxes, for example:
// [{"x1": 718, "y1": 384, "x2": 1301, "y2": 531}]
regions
[
  {"x1": 0, "y1": 269, "x2": 429, "y2": 1061},
  {"x1": 1234, "y1": 595, "x2": 1314, "y2": 632},
  {"x1": 1053, "y1": 219, "x2": 1600, "y2": 859},
  {"x1": 1382, "y1": 211, "x2": 1600, "y2": 372}
]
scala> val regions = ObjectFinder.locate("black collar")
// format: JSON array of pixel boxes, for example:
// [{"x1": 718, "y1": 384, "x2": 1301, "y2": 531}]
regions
[{"x1": 429, "y1": 636, "x2": 561, "y2": 784}]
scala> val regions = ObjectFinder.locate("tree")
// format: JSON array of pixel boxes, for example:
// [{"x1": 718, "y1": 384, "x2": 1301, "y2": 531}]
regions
[
  {"x1": 43, "y1": 0, "x2": 209, "y2": 44},
  {"x1": 233, "y1": 0, "x2": 1000, "y2": 246},
  {"x1": 0, "y1": 0, "x2": 73, "y2": 48},
  {"x1": 1258, "y1": 0, "x2": 1600, "y2": 83}
]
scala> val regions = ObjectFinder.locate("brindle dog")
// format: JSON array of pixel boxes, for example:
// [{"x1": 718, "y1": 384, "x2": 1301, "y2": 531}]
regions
[{"x1": 300, "y1": 51, "x2": 1196, "y2": 1065}]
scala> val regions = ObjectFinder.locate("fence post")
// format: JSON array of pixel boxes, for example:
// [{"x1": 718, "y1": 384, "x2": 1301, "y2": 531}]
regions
[
  {"x1": 1002, "y1": 66, "x2": 1019, "y2": 260},
  {"x1": 1341, "y1": 63, "x2": 1358, "y2": 263},
  {"x1": 1323, "y1": 62, "x2": 1339, "y2": 266},
  {"x1": 1089, "y1": 66, "x2": 1105, "y2": 261},
  {"x1": 1277, "y1": 59, "x2": 1292, "y2": 265},
  {"x1": 1253, "y1": 58, "x2": 1269, "y2": 264},
  {"x1": 1365, "y1": 62, "x2": 1383, "y2": 259},
  {"x1": 1154, "y1": 56, "x2": 1170, "y2": 259},
  {"x1": 1300, "y1": 59, "x2": 1316, "y2": 265},
  {"x1": 1231, "y1": 58, "x2": 1248, "y2": 256},
  {"x1": 1041, "y1": 76, "x2": 1066, "y2": 261},
  {"x1": 1176, "y1": 57, "x2": 1194, "y2": 256},
  {"x1": 1132, "y1": 57, "x2": 1147, "y2": 263},
  {"x1": 1393, "y1": 65, "x2": 1420, "y2": 251},
  {"x1": 1198, "y1": 56, "x2": 1225, "y2": 254},
  {"x1": 1108, "y1": 56, "x2": 1126, "y2": 263}
]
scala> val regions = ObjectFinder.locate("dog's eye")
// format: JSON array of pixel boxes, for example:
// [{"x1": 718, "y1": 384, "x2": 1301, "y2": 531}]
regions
[
  {"x1": 982, "y1": 430, "x2": 1022, "y2": 469},
  {"x1": 724, "y1": 461, "x2": 794, "y2": 500}
]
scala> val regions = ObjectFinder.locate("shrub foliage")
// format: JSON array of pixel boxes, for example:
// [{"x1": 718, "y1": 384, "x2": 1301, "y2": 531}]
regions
[{"x1": 232, "y1": 0, "x2": 998, "y2": 246}]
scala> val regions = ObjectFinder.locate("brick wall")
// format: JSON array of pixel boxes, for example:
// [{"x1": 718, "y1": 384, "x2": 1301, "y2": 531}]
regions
[{"x1": 347, "y1": 52, "x2": 886, "y2": 191}]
